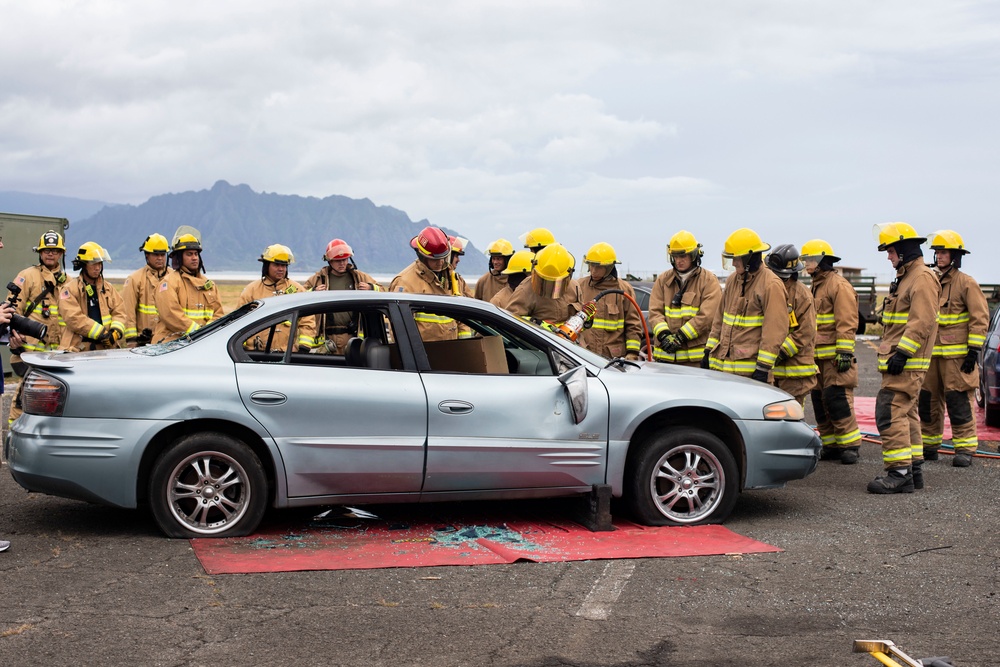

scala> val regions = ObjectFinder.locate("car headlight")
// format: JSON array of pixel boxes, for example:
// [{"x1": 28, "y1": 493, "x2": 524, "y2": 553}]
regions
[{"x1": 763, "y1": 398, "x2": 804, "y2": 421}]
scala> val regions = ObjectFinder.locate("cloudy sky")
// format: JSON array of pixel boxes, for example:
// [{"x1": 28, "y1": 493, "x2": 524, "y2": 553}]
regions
[{"x1": 3, "y1": 1, "x2": 1000, "y2": 280}]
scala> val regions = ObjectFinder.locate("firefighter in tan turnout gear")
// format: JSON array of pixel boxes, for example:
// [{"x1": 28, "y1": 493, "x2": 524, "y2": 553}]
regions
[
  {"x1": 390, "y1": 226, "x2": 470, "y2": 341},
  {"x1": 475, "y1": 239, "x2": 514, "y2": 303},
  {"x1": 869, "y1": 222, "x2": 940, "y2": 494},
  {"x1": 705, "y1": 228, "x2": 788, "y2": 382},
  {"x1": 648, "y1": 231, "x2": 722, "y2": 365},
  {"x1": 506, "y1": 243, "x2": 583, "y2": 329},
  {"x1": 152, "y1": 228, "x2": 225, "y2": 344},
  {"x1": 577, "y1": 242, "x2": 642, "y2": 360},
  {"x1": 237, "y1": 244, "x2": 317, "y2": 353},
  {"x1": 58, "y1": 242, "x2": 128, "y2": 352},
  {"x1": 448, "y1": 236, "x2": 475, "y2": 298},
  {"x1": 801, "y1": 239, "x2": 863, "y2": 464},
  {"x1": 121, "y1": 233, "x2": 171, "y2": 346},
  {"x1": 7, "y1": 230, "x2": 68, "y2": 375},
  {"x1": 765, "y1": 245, "x2": 818, "y2": 406},
  {"x1": 489, "y1": 250, "x2": 533, "y2": 311},
  {"x1": 303, "y1": 238, "x2": 381, "y2": 354},
  {"x1": 919, "y1": 230, "x2": 989, "y2": 468}
]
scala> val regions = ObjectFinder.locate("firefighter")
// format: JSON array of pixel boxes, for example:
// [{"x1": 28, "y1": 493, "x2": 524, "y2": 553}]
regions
[
  {"x1": 705, "y1": 228, "x2": 788, "y2": 381},
  {"x1": 520, "y1": 227, "x2": 556, "y2": 253},
  {"x1": 577, "y1": 242, "x2": 642, "y2": 360},
  {"x1": 58, "y1": 242, "x2": 128, "y2": 352},
  {"x1": 389, "y1": 226, "x2": 470, "y2": 341},
  {"x1": 647, "y1": 230, "x2": 722, "y2": 366},
  {"x1": 765, "y1": 245, "x2": 818, "y2": 406},
  {"x1": 448, "y1": 235, "x2": 475, "y2": 297},
  {"x1": 868, "y1": 222, "x2": 940, "y2": 494},
  {"x1": 801, "y1": 239, "x2": 862, "y2": 464},
  {"x1": 506, "y1": 242, "x2": 583, "y2": 329},
  {"x1": 121, "y1": 233, "x2": 171, "y2": 347},
  {"x1": 7, "y1": 230, "x2": 68, "y2": 376},
  {"x1": 151, "y1": 227, "x2": 225, "y2": 344},
  {"x1": 489, "y1": 250, "x2": 534, "y2": 311},
  {"x1": 236, "y1": 244, "x2": 317, "y2": 353},
  {"x1": 475, "y1": 238, "x2": 514, "y2": 302},
  {"x1": 919, "y1": 230, "x2": 989, "y2": 468},
  {"x1": 303, "y1": 238, "x2": 382, "y2": 354}
]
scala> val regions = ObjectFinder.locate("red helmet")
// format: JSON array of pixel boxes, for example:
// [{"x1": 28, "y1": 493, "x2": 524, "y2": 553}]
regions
[
  {"x1": 410, "y1": 226, "x2": 451, "y2": 260},
  {"x1": 324, "y1": 238, "x2": 354, "y2": 261}
]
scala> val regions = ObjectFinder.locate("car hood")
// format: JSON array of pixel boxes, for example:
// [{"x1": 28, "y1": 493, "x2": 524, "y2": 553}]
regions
[{"x1": 607, "y1": 359, "x2": 796, "y2": 406}]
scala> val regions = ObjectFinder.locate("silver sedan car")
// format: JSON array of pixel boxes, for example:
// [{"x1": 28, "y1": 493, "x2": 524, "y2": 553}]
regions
[{"x1": 6, "y1": 291, "x2": 820, "y2": 538}]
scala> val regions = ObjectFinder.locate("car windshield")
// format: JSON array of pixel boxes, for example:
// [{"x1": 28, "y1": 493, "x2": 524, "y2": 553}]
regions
[{"x1": 133, "y1": 301, "x2": 260, "y2": 356}]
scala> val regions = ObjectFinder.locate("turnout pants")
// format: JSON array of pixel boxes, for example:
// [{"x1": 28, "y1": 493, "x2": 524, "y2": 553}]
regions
[
  {"x1": 810, "y1": 359, "x2": 861, "y2": 451},
  {"x1": 919, "y1": 356, "x2": 978, "y2": 455},
  {"x1": 877, "y1": 369, "x2": 927, "y2": 470}
]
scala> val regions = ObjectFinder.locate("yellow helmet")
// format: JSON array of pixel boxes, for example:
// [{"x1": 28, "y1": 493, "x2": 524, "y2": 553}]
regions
[
  {"x1": 139, "y1": 233, "x2": 170, "y2": 254},
  {"x1": 583, "y1": 242, "x2": 620, "y2": 266},
  {"x1": 723, "y1": 228, "x2": 770, "y2": 257},
  {"x1": 532, "y1": 243, "x2": 573, "y2": 282},
  {"x1": 520, "y1": 227, "x2": 556, "y2": 251},
  {"x1": 800, "y1": 239, "x2": 840, "y2": 263},
  {"x1": 668, "y1": 230, "x2": 702, "y2": 256},
  {"x1": 485, "y1": 238, "x2": 515, "y2": 257},
  {"x1": 874, "y1": 222, "x2": 925, "y2": 251},
  {"x1": 171, "y1": 225, "x2": 203, "y2": 253},
  {"x1": 502, "y1": 250, "x2": 535, "y2": 275},
  {"x1": 259, "y1": 244, "x2": 295, "y2": 265},
  {"x1": 73, "y1": 242, "x2": 111, "y2": 270},
  {"x1": 928, "y1": 229, "x2": 969, "y2": 254},
  {"x1": 33, "y1": 230, "x2": 66, "y2": 252}
]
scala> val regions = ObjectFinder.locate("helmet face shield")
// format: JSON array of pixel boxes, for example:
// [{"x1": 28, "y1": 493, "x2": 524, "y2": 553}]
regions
[
  {"x1": 721, "y1": 253, "x2": 736, "y2": 272},
  {"x1": 531, "y1": 272, "x2": 565, "y2": 299}
]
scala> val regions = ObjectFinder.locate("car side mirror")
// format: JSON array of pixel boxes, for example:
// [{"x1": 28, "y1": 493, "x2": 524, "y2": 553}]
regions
[{"x1": 558, "y1": 365, "x2": 589, "y2": 425}]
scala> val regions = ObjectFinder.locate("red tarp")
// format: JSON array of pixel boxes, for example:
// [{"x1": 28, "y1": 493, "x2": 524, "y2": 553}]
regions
[
  {"x1": 191, "y1": 510, "x2": 780, "y2": 575},
  {"x1": 853, "y1": 397, "x2": 1000, "y2": 441}
]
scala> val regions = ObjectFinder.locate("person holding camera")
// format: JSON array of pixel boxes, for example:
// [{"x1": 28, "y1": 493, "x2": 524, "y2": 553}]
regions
[
  {"x1": 58, "y1": 242, "x2": 127, "y2": 352},
  {"x1": 121, "y1": 233, "x2": 172, "y2": 347},
  {"x1": 6, "y1": 230, "x2": 67, "y2": 375}
]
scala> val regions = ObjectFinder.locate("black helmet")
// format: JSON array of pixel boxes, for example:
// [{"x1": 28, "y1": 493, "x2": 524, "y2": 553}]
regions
[{"x1": 766, "y1": 244, "x2": 803, "y2": 278}]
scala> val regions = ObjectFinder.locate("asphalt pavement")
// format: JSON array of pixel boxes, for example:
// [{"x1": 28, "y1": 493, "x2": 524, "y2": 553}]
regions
[{"x1": 1, "y1": 340, "x2": 998, "y2": 666}]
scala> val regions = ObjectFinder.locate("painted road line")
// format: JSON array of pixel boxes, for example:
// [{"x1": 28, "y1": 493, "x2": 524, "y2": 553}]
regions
[{"x1": 575, "y1": 560, "x2": 636, "y2": 620}]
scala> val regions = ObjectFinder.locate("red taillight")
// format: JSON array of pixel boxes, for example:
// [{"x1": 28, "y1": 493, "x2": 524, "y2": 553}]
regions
[{"x1": 21, "y1": 372, "x2": 67, "y2": 416}]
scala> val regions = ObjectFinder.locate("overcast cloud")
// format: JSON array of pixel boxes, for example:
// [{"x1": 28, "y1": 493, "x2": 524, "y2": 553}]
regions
[{"x1": 3, "y1": 1, "x2": 999, "y2": 280}]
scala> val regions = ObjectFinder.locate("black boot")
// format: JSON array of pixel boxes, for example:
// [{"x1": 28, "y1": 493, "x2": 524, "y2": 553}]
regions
[
  {"x1": 820, "y1": 447, "x2": 840, "y2": 461},
  {"x1": 867, "y1": 469, "x2": 915, "y2": 494},
  {"x1": 912, "y1": 459, "x2": 924, "y2": 490},
  {"x1": 923, "y1": 447, "x2": 939, "y2": 461},
  {"x1": 841, "y1": 447, "x2": 859, "y2": 465},
  {"x1": 953, "y1": 452, "x2": 973, "y2": 467}
]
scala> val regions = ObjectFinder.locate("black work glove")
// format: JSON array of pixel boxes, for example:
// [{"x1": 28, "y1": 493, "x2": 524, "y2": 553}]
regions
[
  {"x1": 886, "y1": 351, "x2": 909, "y2": 375},
  {"x1": 961, "y1": 348, "x2": 980, "y2": 374},
  {"x1": 751, "y1": 368, "x2": 770, "y2": 383},
  {"x1": 657, "y1": 330, "x2": 683, "y2": 353},
  {"x1": 700, "y1": 351, "x2": 711, "y2": 369},
  {"x1": 775, "y1": 349, "x2": 790, "y2": 365},
  {"x1": 836, "y1": 352, "x2": 853, "y2": 373}
]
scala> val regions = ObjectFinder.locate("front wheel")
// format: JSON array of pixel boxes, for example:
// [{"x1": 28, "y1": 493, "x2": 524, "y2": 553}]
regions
[
  {"x1": 625, "y1": 427, "x2": 739, "y2": 526},
  {"x1": 149, "y1": 432, "x2": 268, "y2": 538}
]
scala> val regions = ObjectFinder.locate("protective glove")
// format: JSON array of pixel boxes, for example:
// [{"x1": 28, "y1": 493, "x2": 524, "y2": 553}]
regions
[
  {"x1": 775, "y1": 349, "x2": 790, "y2": 365},
  {"x1": 751, "y1": 368, "x2": 770, "y2": 383},
  {"x1": 581, "y1": 301, "x2": 598, "y2": 321},
  {"x1": 886, "y1": 350, "x2": 909, "y2": 375},
  {"x1": 961, "y1": 348, "x2": 980, "y2": 374},
  {"x1": 657, "y1": 330, "x2": 683, "y2": 353},
  {"x1": 700, "y1": 351, "x2": 711, "y2": 369},
  {"x1": 836, "y1": 352, "x2": 853, "y2": 373},
  {"x1": 109, "y1": 321, "x2": 126, "y2": 345}
]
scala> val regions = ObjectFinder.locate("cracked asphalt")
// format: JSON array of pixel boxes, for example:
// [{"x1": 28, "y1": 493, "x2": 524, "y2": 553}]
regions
[{"x1": 2, "y1": 340, "x2": 998, "y2": 666}]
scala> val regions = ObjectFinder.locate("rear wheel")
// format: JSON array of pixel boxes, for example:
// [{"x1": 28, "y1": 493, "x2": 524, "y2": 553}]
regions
[
  {"x1": 976, "y1": 374, "x2": 985, "y2": 408},
  {"x1": 149, "y1": 432, "x2": 268, "y2": 538},
  {"x1": 625, "y1": 427, "x2": 739, "y2": 526},
  {"x1": 986, "y1": 397, "x2": 1000, "y2": 428}
]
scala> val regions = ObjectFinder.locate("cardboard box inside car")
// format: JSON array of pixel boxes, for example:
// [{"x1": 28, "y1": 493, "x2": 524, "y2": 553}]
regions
[{"x1": 422, "y1": 336, "x2": 508, "y2": 374}]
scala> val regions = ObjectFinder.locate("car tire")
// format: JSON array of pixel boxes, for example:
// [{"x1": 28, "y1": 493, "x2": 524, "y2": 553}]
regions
[
  {"x1": 625, "y1": 427, "x2": 739, "y2": 526},
  {"x1": 986, "y1": 399, "x2": 1000, "y2": 428},
  {"x1": 149, "y1": 432, "x2": 268, "y2": 538},
  {"x1": 976, "y1": 375, "x2": 986, "y2": 408}
]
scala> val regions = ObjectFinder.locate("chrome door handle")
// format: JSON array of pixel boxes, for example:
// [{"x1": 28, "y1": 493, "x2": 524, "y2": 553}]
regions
[
  {"x1": 249, "y1": 391, "x2": 287, "y2": 405},
  {"x1": 438, "y1": 400, "x2": 474, "y2": 414}
]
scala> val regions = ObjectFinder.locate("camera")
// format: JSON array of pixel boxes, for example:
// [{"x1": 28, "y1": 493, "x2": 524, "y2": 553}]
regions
[{"x1": 1, "y1": 282, "x2": 49, "y2": 341}]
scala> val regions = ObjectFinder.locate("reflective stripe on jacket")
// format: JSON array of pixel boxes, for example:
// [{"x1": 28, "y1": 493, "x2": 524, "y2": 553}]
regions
[
  {"x1": 578, "y1": 275, "x2": 643, "y2": 358},
  {"x1": 389, "y1": 261, "x2": 470, "y2": 341},
  {"x1": 648, "y1": 266, "x2": 722, "y2": 363},
  {"x1": 237, "y1": 277, "x2": 318, "y2": 351},
  {"x1": 707, "y1": 268, "x2": 788, "y2": 376},
  {"x1": 9, "y1": 265, "x2": 66, "y2": 355},
  {"x1": 152, "y1": 270, "x2": 225, "y2": 344},
  {"x1": 931, "y1": 268, "x2": 989, "y2": 357},
  {"x1": 122, "y1": 265, "x2": 172, "y2": 340},
  {"x1": 810, "y1": 269, "x2": 858, "y2": 360},
  {"x1": 877, "y1": 257, "x2": 940, "y2": 372},
  {"x1": 772, "y1": 278, "x2": 818, "y2": 379},
  {"x1": 57, "y1": 276, "x2": 128, "y2": 352}
]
